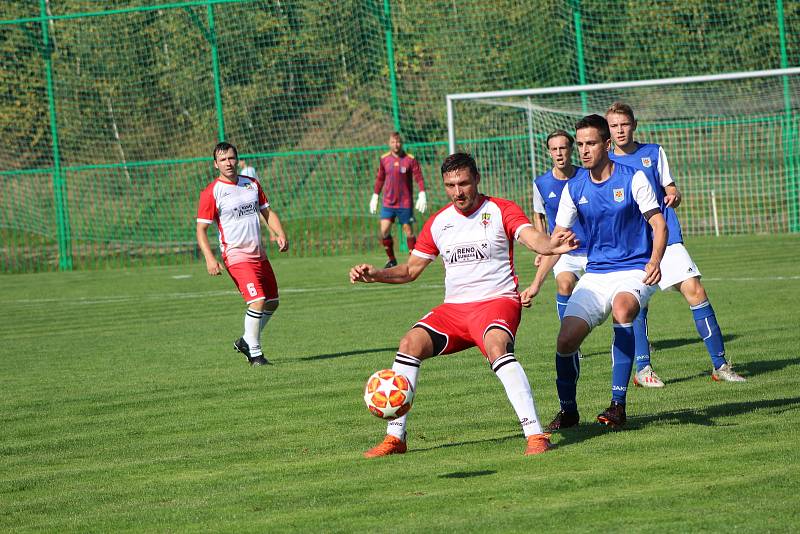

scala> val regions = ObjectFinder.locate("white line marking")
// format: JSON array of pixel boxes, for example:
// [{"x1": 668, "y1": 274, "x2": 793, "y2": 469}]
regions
[{"x1": 5, "y1": 277, "x2": 798, "y2": 306}]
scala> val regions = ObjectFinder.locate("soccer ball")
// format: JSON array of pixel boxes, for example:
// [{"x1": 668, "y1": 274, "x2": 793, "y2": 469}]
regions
[{"x1": 363, "y1": 369, "x2": 414, "y2": 420}]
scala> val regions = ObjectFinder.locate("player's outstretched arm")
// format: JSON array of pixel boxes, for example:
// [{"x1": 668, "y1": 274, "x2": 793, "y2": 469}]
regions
[
  {"x1": 196, "y1": 222, "x2": 223, "y2": 275},
  {"x1": 261, "y1": 208, "x2": 289, "y2": 252},
  {"x1": 350, "y1": 254, "x2": 432, "y2": 285},
  {"x1": 517, "y1": 225, "x2": 578, "y2": 256},
  {"x1": 520, "y1": 252, "x2": 561, "y2": 308}
]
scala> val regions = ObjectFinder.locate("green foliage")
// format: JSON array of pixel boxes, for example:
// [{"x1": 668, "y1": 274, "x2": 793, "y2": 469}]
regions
[{"x1": 0, "y1": 1, "x2": 798, "y2": 271}]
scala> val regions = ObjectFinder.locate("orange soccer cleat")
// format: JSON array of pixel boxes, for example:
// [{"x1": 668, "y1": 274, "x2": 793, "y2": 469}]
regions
[
  {"x1": 524, "y1": 433, "x2": 553, "y2": 455},
  {"x1": 363, "y1": 435, "x2": 407, "y2": 458}
]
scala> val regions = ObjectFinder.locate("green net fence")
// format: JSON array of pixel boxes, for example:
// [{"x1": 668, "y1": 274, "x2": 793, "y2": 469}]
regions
[{"x1": 1, "y1": 0, "x2": 798, "y2": 272}]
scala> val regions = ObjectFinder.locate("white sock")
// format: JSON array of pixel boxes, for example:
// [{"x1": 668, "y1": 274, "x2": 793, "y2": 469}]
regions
[
  {"x1": 243, "y1": 308, "x2": 263, "y2": 357},
  {"x1": 492, "y1": 354, "x2": 543, "y2": 437},
  {"x1": 386, "y1": 353, "x2": 421, "y2": 441}
]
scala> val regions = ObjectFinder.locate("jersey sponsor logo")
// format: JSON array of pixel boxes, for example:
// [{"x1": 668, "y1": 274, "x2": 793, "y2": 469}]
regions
[
  {"x1": 548, "y1": 191, "x2": 557, "y2": 198},
  {"x1": 481, "y1": 212, "x2": 492, "y2": 227},
  {"x1": 641, "y1": 157, "x2": 652, "y2": 168},
  {"x1": 578, "y1": 196, "x2": 589, "y2": 205},
  {"x1": 613, "y1": 188, "x2": 625, "y2": 203},
  {"x1": 444, "y1": 240, "x2": 490, "y2": 265},
  {"x1": 232, "y1": 201, "x2": 259, "y2": 219}
]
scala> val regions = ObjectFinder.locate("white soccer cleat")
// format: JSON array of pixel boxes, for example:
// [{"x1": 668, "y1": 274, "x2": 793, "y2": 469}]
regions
[
  {"x1": 712, "y1": 363, "x2": 746, "y2": 382},
  {"x1": 633, "y1": 365, "x2": 665, "y2": 388}
]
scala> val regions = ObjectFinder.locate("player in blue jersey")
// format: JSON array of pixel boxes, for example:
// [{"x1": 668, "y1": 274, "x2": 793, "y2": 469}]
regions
[
  {"x1": 606, "y1": 102, "x2": 745, "y2": 384},
  {"x1": 545, "y1": 115, "x2": 667, "y2": 430},
  {"x1": 521, "y1": 131, "x2": 588, "y2": 324}
]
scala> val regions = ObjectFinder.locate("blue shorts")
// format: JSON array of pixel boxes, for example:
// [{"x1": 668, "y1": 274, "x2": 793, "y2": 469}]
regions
[{"x1": 380, "y1": 206, "x2": 414, "y2": 225}]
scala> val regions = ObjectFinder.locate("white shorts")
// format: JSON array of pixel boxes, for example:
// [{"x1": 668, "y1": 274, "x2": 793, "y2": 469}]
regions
[
  {"x1": 553, "y1": 253, "x2": 588, "y2": 279},
  {"x1": 564, "y1": 270, "x2": 658, "y2": 330},
  {"x1": 658, "y1": 243, "x2": 701, "y2": 290}
]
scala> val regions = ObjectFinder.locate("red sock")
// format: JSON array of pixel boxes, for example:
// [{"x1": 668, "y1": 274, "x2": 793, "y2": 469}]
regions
[
  {"x1": 406, "y1": 235, "x2": 416, "y2": 251},
  {"x1": 381, "y1": 237, "x2": 395, "y2": 260}
]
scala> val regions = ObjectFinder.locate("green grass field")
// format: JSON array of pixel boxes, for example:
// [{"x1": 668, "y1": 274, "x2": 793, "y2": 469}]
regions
[{"x1": 2, "y1": 235, "x2": 800, "y2": 532}]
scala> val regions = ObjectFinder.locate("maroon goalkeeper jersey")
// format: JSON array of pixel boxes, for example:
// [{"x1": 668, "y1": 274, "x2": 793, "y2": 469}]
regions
[{"x1": 373, "y1": 152, "x2": 425, "y2": 209}]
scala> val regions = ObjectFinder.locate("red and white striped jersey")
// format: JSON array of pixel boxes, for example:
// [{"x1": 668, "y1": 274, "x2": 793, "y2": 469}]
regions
[
  {"x1": 412, "y1": 196, "x2": 532, "y2": 303},
  {"x1": 197, "y1": 175, "x2": 269, "y2": 266}
]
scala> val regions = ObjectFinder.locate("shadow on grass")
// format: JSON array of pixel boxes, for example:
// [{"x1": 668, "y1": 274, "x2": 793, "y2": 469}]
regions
[
  {"x1": 736, "y1": 356, "x2": 800, "y2": 377},
  {"x1": 410, "y1": 433, "x2": 520, "y2": 454},
  {"x1": 556, "y1": 334, "x2": 739, "y2": 360},
  {"x1": 300, "y1": 347, "x2": 396, "y2": 361},
  {"x1": 662, "y1": 354, "x2": 799, "y2": 386},
  {"x1": 651, "y1": 333, "x2": 737, "y2": 352},
  {"x1": 439, "y1": 470, "x2": 497, "y2": 479},
  {"x1": 554, "y1": 395, "x2": 800, "y2": 447}
]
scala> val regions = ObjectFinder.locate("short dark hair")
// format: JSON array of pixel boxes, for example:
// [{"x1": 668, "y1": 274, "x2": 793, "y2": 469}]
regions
[
  {"x1": 574, "y1": 114, "x2": 610, "y2": 142},
  {"x1": 213, "y1": 141, "x2": 238, "y2": 160},
  {"x1": 546, "y1": 129, "x2": 574, "y2": 147},
  {"x1": 441, "y1": 152, "x2": 479, "y2": 178}
]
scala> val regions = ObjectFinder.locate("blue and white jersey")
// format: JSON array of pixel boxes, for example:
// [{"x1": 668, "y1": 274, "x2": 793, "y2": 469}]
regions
[
  {"x1": 532, "y1": 168, "x2": 588, "y2": 255},
  {"x1": 555, "y1": 163, "x2": 660, "y2": 273},
  {"x1": 609, "y1": 143, "x2": 683, "y2": 245}
]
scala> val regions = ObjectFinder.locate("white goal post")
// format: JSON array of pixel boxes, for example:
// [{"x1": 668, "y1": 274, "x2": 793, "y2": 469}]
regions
[{"x1": 445, "y1": 67, "x2": 800, "y2": 235}]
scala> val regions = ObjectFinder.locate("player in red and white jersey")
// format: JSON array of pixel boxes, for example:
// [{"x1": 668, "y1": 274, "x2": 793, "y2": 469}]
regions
[
  {"x1": 196, "y1": 142, "x2": 288, "y2": 367},
  {"x1": 351, "y1": 152, "x2": 578, "y2": 457}
]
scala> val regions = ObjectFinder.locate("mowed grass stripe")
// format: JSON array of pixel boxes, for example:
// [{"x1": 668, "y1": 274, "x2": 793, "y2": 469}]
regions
[{"x1": 0, "y1": 234, "x2": 798, "y2": 532}]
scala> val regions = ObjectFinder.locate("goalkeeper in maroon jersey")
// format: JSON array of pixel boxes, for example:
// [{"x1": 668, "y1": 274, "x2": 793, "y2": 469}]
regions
[{"x1": 370, "y1": 132, "x2": 427, "y2": 268}]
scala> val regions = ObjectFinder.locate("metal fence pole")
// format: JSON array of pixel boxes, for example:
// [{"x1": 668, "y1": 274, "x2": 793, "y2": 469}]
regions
[
  {"x1": 208, "y1": 1, "x2": 225, "y2": 141},
  {"x1": 776, "y1": 0, "x2": 798, "y2": 232},
  {"x1": 40, "y1": 0, "x2": 72, "y2": 270}
]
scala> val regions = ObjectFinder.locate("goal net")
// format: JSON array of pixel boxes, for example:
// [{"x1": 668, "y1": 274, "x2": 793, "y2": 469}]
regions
[{"x1": 447, "y1": 69, "x2": 800, "y2": 235}]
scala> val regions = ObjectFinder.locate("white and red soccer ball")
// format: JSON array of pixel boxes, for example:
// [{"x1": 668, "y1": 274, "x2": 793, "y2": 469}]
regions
[{"x1": 363, "y1": 369, "x2": 414, "y2": 419}]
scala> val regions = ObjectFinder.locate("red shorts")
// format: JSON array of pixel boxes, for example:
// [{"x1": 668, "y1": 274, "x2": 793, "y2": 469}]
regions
[
  {"x1": 415, "y1": 297, "x2": 522, "y2": 357},
  {"x1": 226, "y1": 259, "x2": 278, "y2": 304}
]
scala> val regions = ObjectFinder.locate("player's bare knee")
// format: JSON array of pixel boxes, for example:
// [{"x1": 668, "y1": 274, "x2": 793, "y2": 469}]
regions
[
  {"x1": 555, "y1": 273, "x2": 577, "y2": 295},
  {"x1": 556, "y1": 330, "x2": 580, "y2": 354},
  {"x1": 557, "y1": 317, "x2": 588, "y2": 353},
  {"x1": 680, "y1": 278, "x2": 707, "y2": 305},
  {"x1": 264, "y1": 299, "x2": 279, "y2": 313},
  {"x1": 484, "y1": 327, "x2": 514, "y2": 363},
  {"x1": 248, "y1": 298, "x2": 266, "y2": 312},
  {"x1": 399, "y1": 328, "x2": 435, "y2": 360},
  {"x1": 611, "y1": 293, "x2": 639, "y2": 324}
]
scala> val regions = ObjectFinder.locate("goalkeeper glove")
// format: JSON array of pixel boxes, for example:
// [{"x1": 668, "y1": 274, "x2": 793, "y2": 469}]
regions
[
  {"x1": 415, "y1": 191, "x2": 427, "y2": 213},
  {"x1": 369, "y1": 193, "x2": 379, "y2": 214}
]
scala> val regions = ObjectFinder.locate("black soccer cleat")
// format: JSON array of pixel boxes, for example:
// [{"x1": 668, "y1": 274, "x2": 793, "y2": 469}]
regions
[
  {"x1": 247, "y1": 355, "x2": 270, "y2": 366},
  {"x1": 597, "y1": 401, "x2": 627, "y2": 429},
  {"x1": 545, "y1": 410, "x2": 580, "y2": 431},
  {"x1": 384, "y1": 258, "x2": 398, "y2": 269},
  {"x1": 233, "y1": 337, "x2": 251, "y2": 358}
]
